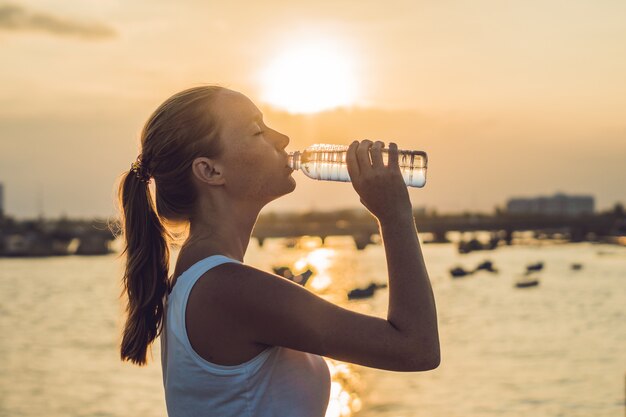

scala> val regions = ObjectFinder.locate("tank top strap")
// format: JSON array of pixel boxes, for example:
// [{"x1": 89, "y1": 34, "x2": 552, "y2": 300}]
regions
[{"x1": 175, "y1": 254, "x2": 242, "y2": 293}]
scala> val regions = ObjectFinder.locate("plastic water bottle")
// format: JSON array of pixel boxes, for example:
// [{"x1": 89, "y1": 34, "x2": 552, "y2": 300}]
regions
[{"x1": 287, "y1": 144, "x2": 428, "y2": 187}]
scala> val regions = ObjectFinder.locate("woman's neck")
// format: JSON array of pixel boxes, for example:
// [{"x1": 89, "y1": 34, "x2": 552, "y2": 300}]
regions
[{"x1": 186, "y1": 198, "x2": 262, "y2": 262}]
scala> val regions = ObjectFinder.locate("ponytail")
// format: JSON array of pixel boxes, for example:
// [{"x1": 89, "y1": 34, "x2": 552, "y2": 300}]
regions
[
  {"x1": 118, "y1": 170, "x2": 170, "y2": 366},
  {"x1": 114, "y1": 85, "x2": 225, "y2": 366}
]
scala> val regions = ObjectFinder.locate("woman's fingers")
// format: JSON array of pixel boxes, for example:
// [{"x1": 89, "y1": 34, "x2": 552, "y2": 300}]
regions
[
  {"x1": 371, "y1": 141, "x2": 384, "y2": 169},
  {"x1": 346, "y1": 140, "x2": 360, "y2": 181},
  {"x1": 387, "y1": 142, "x2": 401, "y2": 173},
  {"x1": 349, "y1": 139, "x2": 399, "y2": 184},
  {"x1": 347, "y1": 140, "x2": 412, "y2": 222},
  {"x1": 356, "y1": 140, "x2": 373, "y2": 171}
]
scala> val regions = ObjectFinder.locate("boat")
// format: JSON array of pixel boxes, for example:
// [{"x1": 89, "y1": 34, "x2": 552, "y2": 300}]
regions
[
  {"x1": 515, "y1": 274, "x2": 540, "y2": 288},
  {"x1": 473, "y1": 260, "x2": 498, "y2": 273},
  {"x1": 291, "y1": 269, "x2": 313, "y2": 286},
  {"x1": 272, "y1": 266, "x2": 314, "y2": 286},
  {"x1": 450, "y1": 266, "x2": 473, "y2": 278},
  {"x1": 458, "y1": 237, "x2": 499, "y2": 254},
  {"x1": 347, "y1": 282, "x2": 387, "y2": 300},
  {"x1": 571, "y1": 263, "x2": 583, "y2": 270},
  {"x1": 273, "y1": 266, "x2": 291, "y2": 277},
  {"x1": 525, "y1": 262, "x2": 544, "y2": 272}
]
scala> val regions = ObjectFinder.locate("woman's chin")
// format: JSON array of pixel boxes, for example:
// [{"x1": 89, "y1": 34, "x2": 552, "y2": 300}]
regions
[
  {"x1": 280, "y1": 177, "x2": 297, "y2": 198},
  {"x1": 287, "y1": 176, "x2": 297, "y2": 192}
]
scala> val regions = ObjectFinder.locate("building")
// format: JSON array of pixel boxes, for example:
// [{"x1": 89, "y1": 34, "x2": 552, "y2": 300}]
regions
[{"x1": 507, "y1": 193, "x2": 594, "y2": 216}]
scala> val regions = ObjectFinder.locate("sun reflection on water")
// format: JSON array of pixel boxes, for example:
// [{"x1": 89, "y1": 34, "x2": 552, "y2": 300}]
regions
[
  {"x1": 294, "y1": 247, "x2": 336, "y2": 292},
  {"x1": 324, "y1": 360, "x2": 363, "y2": 417}
]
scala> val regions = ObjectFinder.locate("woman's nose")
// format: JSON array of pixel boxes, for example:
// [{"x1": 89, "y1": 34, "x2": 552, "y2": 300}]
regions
[{"x1": 276, "y1": 131, "x2": 289, "y2": 150}]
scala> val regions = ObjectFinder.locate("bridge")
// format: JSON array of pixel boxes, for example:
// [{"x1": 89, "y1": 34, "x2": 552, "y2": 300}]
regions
[
  {"x1": 252, "y1": 210, "x2": 626, "y2": 249},
  {"x1": 2, "y1": 210, "x2": 623, "y2": 256},
  {"x1": 0, "y1": 217, "x2": 116, "y2": 256}
]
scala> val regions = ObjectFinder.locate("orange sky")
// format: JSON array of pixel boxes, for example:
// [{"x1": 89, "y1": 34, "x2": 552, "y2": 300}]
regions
[{"x1": 0, "y1": 0, "x2": 625, "y2": 218}]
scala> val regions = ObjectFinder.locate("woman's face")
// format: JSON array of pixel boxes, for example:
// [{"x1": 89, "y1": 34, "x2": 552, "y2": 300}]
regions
[{"x1": 212, "y1": 89, "x2": 296, "y2": 204}]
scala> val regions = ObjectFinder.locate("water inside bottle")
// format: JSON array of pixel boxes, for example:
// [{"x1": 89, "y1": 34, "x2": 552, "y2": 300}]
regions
[{"x1": 298, "y1": 146, "x2": 427, "y2": 187}]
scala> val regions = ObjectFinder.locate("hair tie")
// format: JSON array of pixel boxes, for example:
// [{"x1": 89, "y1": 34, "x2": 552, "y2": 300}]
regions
[{"x1": 130, "y1": 156, "x2": 152, "y2": 184}]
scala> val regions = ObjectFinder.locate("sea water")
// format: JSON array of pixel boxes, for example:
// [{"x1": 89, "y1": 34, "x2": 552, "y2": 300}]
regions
[{"x1": 0, "y1": 238, "x2": 625, "y2": 417}]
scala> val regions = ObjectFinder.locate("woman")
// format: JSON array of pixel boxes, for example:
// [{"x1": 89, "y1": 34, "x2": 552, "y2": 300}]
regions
[{"x1": 117, "y1": 85, "x2": 440, "y2": 417}]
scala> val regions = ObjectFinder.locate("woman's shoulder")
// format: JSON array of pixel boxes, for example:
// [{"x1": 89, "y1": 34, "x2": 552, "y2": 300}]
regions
[{"x1": 171, "y1": 246, "x2": 241, "y2": 284}]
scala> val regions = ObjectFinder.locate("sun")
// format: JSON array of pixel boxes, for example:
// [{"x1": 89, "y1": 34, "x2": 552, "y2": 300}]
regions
[{"x1": 259, "y1": 38, "x2": 359, "y2": 114}]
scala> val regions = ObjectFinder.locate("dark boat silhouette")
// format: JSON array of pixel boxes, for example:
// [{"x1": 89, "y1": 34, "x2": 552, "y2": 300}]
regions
[
  {"x1": 525, "y1": 262, "x2": 544, "y2": 272},
  {"x1": 458, "y1": 237, "x2": 499, "y2": 254},
  {"x1": 348, "y1": 282, "x2": 387, "y2": 300},
  {"x1": 273, "y1": 266, "x2": 314, "y2": 286},
  {"x1": 515, "y1": 275, "x2": 540, "y2": 288},
  {"x1": 473, "y1": 260, "x2": 497, "y2": 273},
  {"x1": 450, "y1": 266, "x2": 472, "y2": 278}
]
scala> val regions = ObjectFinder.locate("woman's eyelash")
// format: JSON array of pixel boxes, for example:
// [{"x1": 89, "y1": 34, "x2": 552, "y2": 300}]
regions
[{"x1": 255, "y1": 130, "x2": 264, "y2": 135}]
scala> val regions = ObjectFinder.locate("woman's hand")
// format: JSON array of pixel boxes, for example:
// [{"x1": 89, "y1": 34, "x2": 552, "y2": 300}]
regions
[{"x1": 346, "y1": 140, "x2": 413, "y2": 224}]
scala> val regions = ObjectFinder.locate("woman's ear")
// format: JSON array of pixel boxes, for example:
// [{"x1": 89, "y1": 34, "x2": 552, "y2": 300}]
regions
[{"x1": 191, "y1": 157, "x2": 225, "y2": 185}]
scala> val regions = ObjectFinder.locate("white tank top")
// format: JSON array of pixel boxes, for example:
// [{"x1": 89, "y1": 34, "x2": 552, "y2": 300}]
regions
[{"x1": 160, "y1": 255, "x2": 331, "y2": 417}]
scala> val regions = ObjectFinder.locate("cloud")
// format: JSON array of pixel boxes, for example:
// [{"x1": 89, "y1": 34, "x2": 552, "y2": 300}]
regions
[{"x1": 0, "y1": 3, "x2": 115, "y2": 40}]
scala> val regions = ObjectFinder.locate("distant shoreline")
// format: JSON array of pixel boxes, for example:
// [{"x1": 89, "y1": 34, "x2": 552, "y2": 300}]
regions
[{"x1": 1, "y1": 209, "x2": 624, "y2": 257}]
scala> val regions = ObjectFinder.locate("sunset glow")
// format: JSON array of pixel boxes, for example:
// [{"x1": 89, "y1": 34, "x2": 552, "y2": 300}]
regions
[
  {"x1": 259, "y1": 39, "x2": 358, "y2": 113},
  {"x1": 1, "y1": 1, "x2": 625, "y2": 217}
]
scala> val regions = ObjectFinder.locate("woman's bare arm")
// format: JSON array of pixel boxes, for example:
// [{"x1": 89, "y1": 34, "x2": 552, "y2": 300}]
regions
[
  {"x1": 379, "y1": 214, "x2": 440, "y2": 368},
  {"x1": 345, "y1": 139, "x2": 440, "y2": 368}
]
